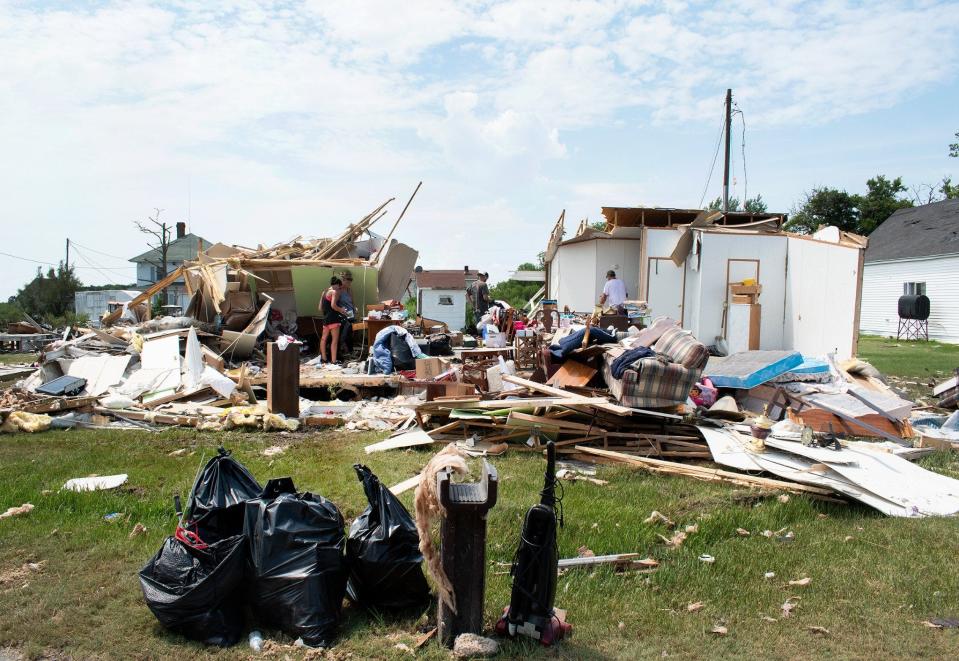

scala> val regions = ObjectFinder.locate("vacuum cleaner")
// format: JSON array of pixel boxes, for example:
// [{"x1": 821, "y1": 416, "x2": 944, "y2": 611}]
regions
[{"x1": 495, "y1": 440, "x2": 572, "y2": 645}]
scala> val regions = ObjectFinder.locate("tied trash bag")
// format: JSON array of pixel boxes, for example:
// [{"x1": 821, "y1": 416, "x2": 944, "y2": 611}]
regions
[
  {"x1": 139, "y1": 534, "x2": 247, "y2": 647},
  {"x1": 185, "y1": 447, "x2": 262, "y2": 544},
  {"x1": 390, "y1": 332, "x2": 415, "y2": 371},
  {"x1": 346, "y1": 465, "x2": 430, "y2": 612},
  {"x1": 244, "y1": 478, "x2": 347, "y2": 648}
]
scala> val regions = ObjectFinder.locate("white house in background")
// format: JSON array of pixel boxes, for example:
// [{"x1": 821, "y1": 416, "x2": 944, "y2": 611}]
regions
[
  {"x1": 415, "y1": 269, "x2": 474, "y2": 331},
  {"x1": 129, "y1": 222, "x2": 212, "y2": 311},
  {"x1": 859, "y1": 198, "x2": 959, "y2": 343},
  {"x1": 74, "y1": 289, "x2": 140, "y2": 325}
]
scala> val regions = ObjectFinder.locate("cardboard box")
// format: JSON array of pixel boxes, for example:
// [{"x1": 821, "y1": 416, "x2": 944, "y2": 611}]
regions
[{"x1": 416, "y1": 357, "x2": 449, "y2": 380}]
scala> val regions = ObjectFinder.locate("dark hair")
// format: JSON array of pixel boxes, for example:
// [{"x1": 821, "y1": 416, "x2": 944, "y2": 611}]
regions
[
  {"x1": 330, "y1": 276, "x2": 342, "y2": 286},
  {"x1": 606, "y1": 270, "x2": 616, "y2": 278}
]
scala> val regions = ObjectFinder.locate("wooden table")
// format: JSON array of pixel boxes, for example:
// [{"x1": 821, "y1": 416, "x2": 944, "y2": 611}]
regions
[{"x1": 364, "y1": 318, "x2": 404, "y2": 344}]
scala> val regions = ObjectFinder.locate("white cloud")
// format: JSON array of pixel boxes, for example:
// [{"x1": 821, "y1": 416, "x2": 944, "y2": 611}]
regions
[{"x1": 0, "y1": 1, "x2": 957, "y2": 295}]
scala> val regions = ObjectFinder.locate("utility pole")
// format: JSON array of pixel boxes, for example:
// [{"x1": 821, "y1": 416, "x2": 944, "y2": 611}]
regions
[
  {"x1": 722, "y1": 88, "x2": 732, "y2": 215},
  {"x1": 65, "y1": 238, "x2": 70, "y2": 270}
]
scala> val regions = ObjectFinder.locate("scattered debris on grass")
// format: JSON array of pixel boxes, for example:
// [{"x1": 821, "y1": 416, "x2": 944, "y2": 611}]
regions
[
  {"x1": 644, "y1": 511, "x2": 675, "y2": 527},
  {"x1": 687, "y1": 602, "x2": 705, "y2": 613},
  {"x1": 453, "y1": 633, "x2": 498, "y2": 658},
  {"x1": 735, "y1": 528, "x2": 750, "y2": 536},
  {"x1": 0, "y1": 503, "x2": 34, "y2": 519},
  {"x1": 781, "y1": 597, "x2": 800, "y2": 618},
  {"x1": 129, "y1": 523, "x2": 147, "y2": 538},
  {"x1": 788, "y1": 577, "x2": 812, "y2": 587},
  {"x1": 806, "y1": 626, "x2": 830, "y2": 635}
]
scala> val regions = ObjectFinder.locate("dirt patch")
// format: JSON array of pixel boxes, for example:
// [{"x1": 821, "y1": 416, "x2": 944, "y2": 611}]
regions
[{"x1": 0, "y1": 561, "x2": 44, "y2": 590}]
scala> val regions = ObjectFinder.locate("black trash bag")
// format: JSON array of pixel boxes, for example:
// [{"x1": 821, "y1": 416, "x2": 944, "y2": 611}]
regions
[
  {"x1": 185, "y1": 447, "x2": 262, "y2": 544},
  {"x1": 139, "y1": 534, "x2": 247, "y2": 647},
  {"x1": 426, "y1": 333, "x2": 453, "y2": 357},
  {"x1": 389, "y1": 332, "x2": 416, "y2": 371},
  {"x1": 346, "y1": 465, "x2": 431, "y2": 612},
  {"x1": 244, "y1": 478, "x2": 347, "y2": 648}
]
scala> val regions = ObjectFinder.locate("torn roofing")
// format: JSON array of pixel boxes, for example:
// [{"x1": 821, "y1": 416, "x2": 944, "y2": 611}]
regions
[
  {"x1": 865, "y1": 198, "x2": 959, "y2": 263},
  {"x1": 414, "y1": 270, "x2": 476, "y2": 289}
]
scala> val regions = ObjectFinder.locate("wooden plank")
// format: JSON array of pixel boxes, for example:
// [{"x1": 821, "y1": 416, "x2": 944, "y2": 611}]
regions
[
  {"x1": 574, "y1": 445, "x2": 835, "y2": 496},
  {"x1": 429, "y1": 397, "x2": 611, "y2": 411},
  {"x1": 389, "y1": 474, "x2": 422, "y2": 496},
  {"x1": 364, "y1": 428, "x2": 437, "y2": 453},
  {"x1": 200, "y1": 345, "x2": 225, "y2": 372},
  {"x1": 101, "y1": 266, "x2": 185, "y2": 325},
  {"x1": 505, "y1": 411, "x2": 596, "y2": 432},
  {"x1": 501, "y1": 375, "x2": 633, "y2": 416},
  {"x1": 546, "y1": 360, "x2": 597, "y2": 388},
  {"x1": 142, "y1": 386, "x2": 213, "y2": 410},
  {"x1": 266, "y1": 342, "x2": 299, "y2": 417}
]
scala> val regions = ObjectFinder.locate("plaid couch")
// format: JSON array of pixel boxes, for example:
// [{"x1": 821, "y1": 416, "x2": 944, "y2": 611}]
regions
[{"x1": 603, "y1": 327, "x2": 709, "y2": 409}]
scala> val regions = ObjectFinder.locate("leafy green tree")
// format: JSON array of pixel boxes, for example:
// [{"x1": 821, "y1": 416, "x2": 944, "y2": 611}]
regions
[
  {"x1": 0, "y1": 301, "x2": 26, "y2": 327},
  {"x1": 706, "y1": 195, "x2": 766, "y2": 213},
  {"x1": 950, "y1": 130, "x2": 958, "y2": 158},
  {"x1": 858, "y1": 175, "x2": 912, "y2": 234},
  {"x1": 489, "y1": 259, "x2": 545, "y2": 309},
  {"x1": 941, "y1": 177, "x2": 959, "y2": 200},
  {"x1": 589, "y1": 221, "x2": 607, "y2": 231},
  {"x1": 786, "y1": 188, "x2": 861, "y2": 234},
  {"x1": 743, "y1": 194, "x2": 767, "y2": 213},
  {"x1": 15, "y1": 263, "x2": 83, "y2": 322}
]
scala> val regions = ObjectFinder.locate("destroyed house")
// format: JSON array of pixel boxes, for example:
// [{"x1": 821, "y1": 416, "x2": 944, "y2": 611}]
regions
[
  {"x1": 129, "y1": 222, "x2": 212, "y2": 310},
  {"x1": 859, "y1": 198, "x2": 959, "y2": 343},
  {"x1": 543, "y1": 206, "x2": 867, "y2": 359}
]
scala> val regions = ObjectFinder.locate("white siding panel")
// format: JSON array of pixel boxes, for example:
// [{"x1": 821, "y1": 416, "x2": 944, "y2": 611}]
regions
[
  {"x1": 860, "y1": 255, "x2": 959, "y2": 343},
  {"x1": 420, "y1": 289, "x2": 467, "y2": 331},
  {"x1": 692, "y1": 233, "x2": 787, "y2": 349},
  {"x1": 784, "y1": 237, "x2": 860, "y2": 359}
]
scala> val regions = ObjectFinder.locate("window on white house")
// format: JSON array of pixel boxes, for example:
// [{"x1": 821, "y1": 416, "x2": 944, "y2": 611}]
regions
[
  {"x1": 903, "y1": 282, "x2": 926, "y2": 296},
  {"x1": 438, "y1": 296, "x2": 454, "y2": 305}
]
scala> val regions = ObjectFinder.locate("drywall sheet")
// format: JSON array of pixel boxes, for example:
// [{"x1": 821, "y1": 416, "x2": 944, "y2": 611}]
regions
[
  {"x1": 692, "y1": 233, "x2": 787, "y2": 350},
  {"x1": 292, "y1": 265, "x2": 379, "y2": 316},
  {"x1": 377, "y1": 241, "x2": 418, "y2": 301},
  {"x1": 784, "y1": 236, "x2": 861, "y2": 359},
  {"x1": 62, "y1": 354, "x2": 131, "y2": 396},
  {"x1": 703, "y1": 350, "x2": 802, "y2": 388},
  {"x1": 141, "y1": 335, "x2": 181, "y2": 371},
  {"x1": 550, "y1": 240, "x2": 601, "y2": 312},
  {"x1": 699, "y1": 427, "x2": 912, "y2": 516}
]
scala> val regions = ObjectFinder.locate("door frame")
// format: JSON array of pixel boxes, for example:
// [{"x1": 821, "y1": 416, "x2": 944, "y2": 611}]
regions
[{"x1": 646, "y1": 256, "x2": 686, "y2": 325}]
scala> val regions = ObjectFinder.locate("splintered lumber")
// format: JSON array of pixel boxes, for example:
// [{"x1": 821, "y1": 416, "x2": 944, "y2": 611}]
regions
[
  {"x1": 389, "y1": 473, "x2": 422, "y2": 496},
  {"x1": 12, "y1": 396, "x2": 98, "y2": 415},
  {"x1": 429, "y1": 396, "x2": 609, "y2": 411},
  {"x1": 502, "y1": 375, "x2": 634, "y2": 416},
  {"x1": 364, "y1": 428, "x2": 437, "y2": 453},
  {"x1": 547, "y1": 361, "x2": 597, "y2": 388},
  {"x1": 101, "y1": 266, "x2": 185, "y2": 326},
  {"x1": 558, "y1": 554, "x2": 659, "y2": 570},
  {"x1": 574, "y1": 446, "x2": 835, "y2": 497},
  {"x1": 94, "y1": 406, "x2": 200, "y2": 427}
]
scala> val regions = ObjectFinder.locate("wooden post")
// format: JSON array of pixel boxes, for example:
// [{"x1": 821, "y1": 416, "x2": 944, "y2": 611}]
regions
[{"x1": 267, "y1": 342, "x2": 299, "y2": 417}]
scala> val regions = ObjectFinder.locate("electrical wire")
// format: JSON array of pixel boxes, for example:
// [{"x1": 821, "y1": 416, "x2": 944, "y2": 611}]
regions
[
  {"x1": 70, "y1": 245, "x2": 133, "y2": 285},
  {"x1": 67, "y1": 239, "x2": 131, "y2": 262},
  {"x1": 0, "y1": 248, "x2": 127, "y2": 270},
  {"x1": 698, "y1": 108, "x2": 726, "y2": 208},
  {"x1": 740, "y1": 108, "x2": 748, "y2": 205}
]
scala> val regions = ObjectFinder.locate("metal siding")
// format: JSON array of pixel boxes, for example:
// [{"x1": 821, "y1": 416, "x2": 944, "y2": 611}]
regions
[
  {"x1": 420, "y1": 289, "x2": 467, "y2": 331},
  {"x1": 860, "y1": 255, "x2": 959, "y2": 343}
]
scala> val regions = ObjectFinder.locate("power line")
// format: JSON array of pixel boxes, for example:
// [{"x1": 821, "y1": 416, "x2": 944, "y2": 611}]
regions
[
  {"x1": 67, "y1": 239, "x2": 130, "y2": 262},
  {"x1": 71, "y1": 245, "x2": 125, "y2": 285},
  {"x1": 698, "y1": 108, "x2": 726, "y2": 208}
]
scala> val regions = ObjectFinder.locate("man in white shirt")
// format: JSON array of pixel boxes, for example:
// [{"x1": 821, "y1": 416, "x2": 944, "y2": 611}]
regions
[{"x1": 599, "y1": 270, "x2": 628, "y2": 313}]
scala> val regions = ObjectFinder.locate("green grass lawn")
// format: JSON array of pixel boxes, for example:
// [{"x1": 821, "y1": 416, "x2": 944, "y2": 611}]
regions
[
  {"x1": 858, "y1": 334, "x2": 959, "y2": 381},
  {"x1": 3, "y1": 429, "x2": 959, "y2": 660},
  {"x1": 0, "y1": 353, "x2": 37, "y2": 366}
]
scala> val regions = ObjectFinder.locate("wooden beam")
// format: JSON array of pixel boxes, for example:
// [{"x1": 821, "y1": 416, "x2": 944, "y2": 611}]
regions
[
  {"x1": 102, "y1": 266, "x2": 185, "y2": 326},
  {"x1": 574, "y1": 445, "x2": 835, "y2": 496}
]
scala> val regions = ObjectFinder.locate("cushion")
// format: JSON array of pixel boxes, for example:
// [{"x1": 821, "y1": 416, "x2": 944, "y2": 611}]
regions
[{"x1": 652, "y1": 327, "x2": 709, "y2": 370}]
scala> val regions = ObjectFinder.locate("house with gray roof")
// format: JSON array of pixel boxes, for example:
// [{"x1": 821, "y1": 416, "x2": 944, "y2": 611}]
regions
[
  {"x1": 859, "y1": 198, "x2": 959, "y2": 343},
  {"x1": 129, "y1": 222, "x2": 212, "y2": 311}
]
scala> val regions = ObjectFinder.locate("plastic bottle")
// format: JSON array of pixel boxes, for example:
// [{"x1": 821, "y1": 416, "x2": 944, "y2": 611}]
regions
[{"x1": 249, "y1": 630, "x2": 263, "y2": 653}]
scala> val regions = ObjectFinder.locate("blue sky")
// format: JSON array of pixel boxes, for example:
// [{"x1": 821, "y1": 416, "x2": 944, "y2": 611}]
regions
[{"x1": 1, "y1": 0, "x2": 958, "y2": 298}]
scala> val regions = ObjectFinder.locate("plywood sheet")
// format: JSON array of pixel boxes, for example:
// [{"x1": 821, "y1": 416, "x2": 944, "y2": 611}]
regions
[
  {"x1": 547, "y1": 360, "x2": 597, "y2": 388},
  {"x1": 365, "y1": 428, "x2": 436, "y2": 453}
]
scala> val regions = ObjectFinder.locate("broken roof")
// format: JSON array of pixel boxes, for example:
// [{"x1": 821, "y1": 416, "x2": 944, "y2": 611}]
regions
[
  {"x1": 864, "y1": 198, "x2": 959, "y2": 263},
  {"x1": 415, "y1": 270, "x2": 474, "y2": 289},
  {"x1": 129, "y1": 234, "x2": 211, "y2": 264},
  {"x1": 600, "y1": 206, "x2": 785, "y2": 229}
]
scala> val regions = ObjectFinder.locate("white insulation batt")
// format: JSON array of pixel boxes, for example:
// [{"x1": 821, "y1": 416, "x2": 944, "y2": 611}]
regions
[{"x1": 699, "y1": 427, "x2": 959, "y2": 517}]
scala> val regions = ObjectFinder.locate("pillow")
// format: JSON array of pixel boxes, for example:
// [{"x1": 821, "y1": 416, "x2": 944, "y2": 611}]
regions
[{"x1": 652, "y1": 326, "x2": 709, "y2": 370}]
